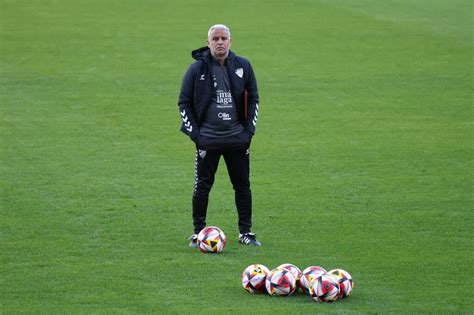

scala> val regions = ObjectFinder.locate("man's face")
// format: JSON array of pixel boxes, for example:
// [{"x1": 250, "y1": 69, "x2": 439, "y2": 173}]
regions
[{"x1": 207, "y1": 28, "x2": 231, "y2": 61}]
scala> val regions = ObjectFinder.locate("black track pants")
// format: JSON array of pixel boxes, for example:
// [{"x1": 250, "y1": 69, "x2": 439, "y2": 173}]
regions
[{"x1": 192, "y1": 141, "x2": 252, "y2": 234}]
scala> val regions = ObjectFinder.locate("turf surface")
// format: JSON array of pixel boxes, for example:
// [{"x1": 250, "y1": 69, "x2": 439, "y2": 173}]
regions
[{"x1": 1, "y1": 0, "x2": 472, "y2": 313}]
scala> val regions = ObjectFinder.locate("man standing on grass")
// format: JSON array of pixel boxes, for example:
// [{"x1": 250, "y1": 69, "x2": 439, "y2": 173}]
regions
[{"x1": 178, "y1": 24, "x2": 261, "y2": 247}]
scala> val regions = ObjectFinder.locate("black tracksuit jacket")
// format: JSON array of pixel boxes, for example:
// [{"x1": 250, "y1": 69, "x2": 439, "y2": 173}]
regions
[{"x1": 178, "y1": 47, "x2": 259, "y2": 143}]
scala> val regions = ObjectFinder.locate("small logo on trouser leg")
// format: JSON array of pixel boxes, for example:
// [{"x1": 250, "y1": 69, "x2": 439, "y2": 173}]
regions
[
  {"x1": 246, "y1": 148, "x2": 250, "y2": 155},
  {"x1": 198, "y1": 149, "x2": 207, "y2": 158}
]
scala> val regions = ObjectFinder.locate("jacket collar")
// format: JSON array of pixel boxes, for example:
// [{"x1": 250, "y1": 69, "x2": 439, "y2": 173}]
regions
[{"x1": 191, "y1": 46, "x2": 235, "y2": 64}]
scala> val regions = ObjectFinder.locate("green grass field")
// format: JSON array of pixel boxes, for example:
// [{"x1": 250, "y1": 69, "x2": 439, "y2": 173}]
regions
[{"x1": 1, "y1": 0, "x2": 472, "y2": 313}]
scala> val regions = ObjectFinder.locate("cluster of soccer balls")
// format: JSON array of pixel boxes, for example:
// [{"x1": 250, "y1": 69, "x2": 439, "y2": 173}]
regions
[
  {"x1": 242, "y1": 263, "x2": 354, "y2": 303},
  {"x1": 195, "y1": 227, "x2": 354, "y2": 303}
]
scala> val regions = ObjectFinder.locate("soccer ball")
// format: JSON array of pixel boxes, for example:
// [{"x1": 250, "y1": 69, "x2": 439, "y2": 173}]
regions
[
  {"x1": 265, "y1": 268, "x2": 297, "y2": 296},
  {"x1": 196, "y1": 226, "x2": 226, "y2": 253},
  {"x1": 329, "y1": 269, "x2": 354, "y2": 298},
  {"x1": 277, "y1": 263, "x2": 302, "y2": 289},
  {"x1": 241, "y1": 264, "x2": 270, "y2": 293},
  {"x1": 310, "y1": 274, "x2": 340, "y2": 303},
  {"x1": 300, "y1": 266, "x2": 327, "y2": 294}
]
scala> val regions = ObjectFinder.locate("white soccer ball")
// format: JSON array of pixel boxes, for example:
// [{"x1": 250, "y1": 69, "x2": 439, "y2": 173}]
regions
[
  {"x1": 242, "y1": 264, "x2": 270, "y2": 293},
  {"x1": 310, "y1": 273, "x2": 340, "y2": 303},
  {"x1": 265, "y1": 268, "x2": 297, "y2": 296},
  {"x1": 300, "y1": 266, "x2": 327, "y2": 294},
  {"x1": 277, "y1": 263, "x2": 302, "y2": 291},
  {"x1": 328, "y1": 268, "x2": 354, "y2": 298},
  {"x1": 197, "y1": 226, "x2": 226, "y2": 253}
]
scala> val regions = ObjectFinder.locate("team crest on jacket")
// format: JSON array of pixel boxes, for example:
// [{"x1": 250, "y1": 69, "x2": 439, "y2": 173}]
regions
[
  {"x1": 235, "y1": 68, "x2": 244, "y2": 78},
  {"x1": 198, "y1": 149, "x2": 206, "y2": 158}
]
